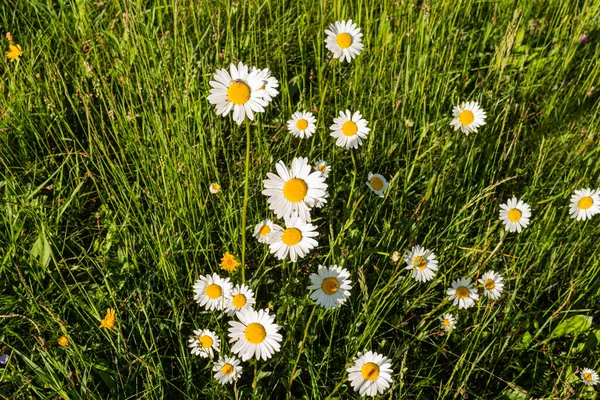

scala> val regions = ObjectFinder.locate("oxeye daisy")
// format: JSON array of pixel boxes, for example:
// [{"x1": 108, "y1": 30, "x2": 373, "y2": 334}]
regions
[
  {"x1": 499, "y1": 197, "x2": 531, "y2": 233},
  {"x1": 253, "y1": 219, "x2": 281, "y2": 244},
  {"x1": 404, "y1": 245, "x2": 438, "y2": 283},
  {"x1": 581, "y1": 368, "x2": 599, "y2": 386},
  {"x1": 324, "y1": 20, "x2": 364, "y2": 63},
  {"x1": 220, "y1": 252, "x2": 240, "y2": 272},
  {"x1": 253, "y1": 67, "x2": 279, "y2": 103},
  {"x1": 440, "y1": 313, "x2": 456, "y2": 332},
  {"x1": 287, "y1": 111, "x2": 317, "y2": 139},
  {"x1": 569, "y1": 188, "x2": 600, "y2": 221},
  {"x1": 213, "y1": 356, "x2": 243, "y2": 385},
  {"x1": 330, "y1": 110, "x2": 370, "y2": 149},
  {"x1": 447, "y1": 277, "x2": 479, "y2": 309},
  {"x1": 314, "y1": 190, "x2": 330, "y2": 209},
  {"x1": 207, "y1": 61, "x2": 268, "y2": 125},
  {"x1": 268, "y1": 216, "x2": 318, "y2": 262},
  {"x1": 228, "y1": 308, "x2": 282, "y2": 361},
  {"x1": 262, "y1": 157, "x2": 328, "y2": 221},
  {"x1": 366, "y1": 172, "x2": 388, "y2": 197},
  {"x1": 226, "y1": 284, "x2": 256, "y2": 316},
  {"x1": 193, "y1": 273, "x2": 232, "y2": 311},
  {"x1": 314, "y1": 160, "x2": 331, "y2": 178},
  {"x1": 347, "y1": 350, "x2": 393, "y2": 397},
  {"x1": 449, "y1": 101, "x2": 487, "y2": 135},
  {"x1": 209, "y1": 183, "x2": 221, "y2": 194},
  {"x1": 189, "y1": 329, "x2": 220, "y2": 358},
  {"x1": 307, "y1": 265, "x2": 352, "y2": 309},
  {"x1": 478, "y1": 270, "x2": 504, "y2": 300}
]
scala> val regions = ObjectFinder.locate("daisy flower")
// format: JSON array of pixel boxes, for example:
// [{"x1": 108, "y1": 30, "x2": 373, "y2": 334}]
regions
[
  {"x1": 307, "y1": 265, "x2": 352, "y2": 309},
  {"x1": 228, "y1": 308, "x2": 282, "y2": 361},
  {"x1": 207, "y1": 62, "x2": 268, "y2": 125},
  {"x1": 330, "y1": 110, "x2": 370, "y2": 150},
  {"x1": 287, "y1": 111, "x2": 317, "y2": 139},
  {"x1": 226, "y1": 284, "x2": 256, "y2": 316},
  {"x1": 569, "y1": 188, "x2": 600, "y2": 221},
  {"x1": 193, "y1": 273, "x2": 232, "y2": 311},
  {"x1": 262, "y1": 157, "x2": 328, "y2": 221},
  {"x1": 324, "y1": 20, "x2": 364, "y2": 63},
  {"x1": 6, "y1": 44, "x2": 22, "y2": 62},
  {"x1": 268, "y1": 216, "x2": 318, "y2": 262},
  {"x1": 499, "y1": 197, "x2": 531, "y2": 233},
  {"x1": 253, "y1": 67, "x2": 279, "y2": 103},
  {"x1": 314, "y1": 190, "x2": 330, "y2": 209},
  {"x1": 209, "y1": 183, "x2": 221, "y2": 194},
  {"x1": 478, "y1": 270, "x2": 504, "y2": 300},
  {"x1": 440, "y1": 313, "x2": 456, "y2": 332},
  {"x1": 253, "y1": 219, "x2": 281, "y2": 244},
  {"x1": 347, "y1": 350, "x2": 393, "y2": 397},
  {"x1": 99, "y1": 308, "x2": 116, "y2": 329},
  {"x1": 189, "y1": 329, "x2": 220, "y2": 358},
  {"x1": 447, "y1": 277, "x2": 479, "y2": 309},
  {"x1": 366, "y1": 172, "x2": 388, "y2": 197},
  {"x1": 404, "y1": 245, "x2": 438, "y2": 283},
  {"x1": 581, "y1": 368, "x2": 599, "y2": 386},
  {"x1": 314, "y1": 160, "x2": 331, "y2": 178},
  {"x1": 213, "y1": 356, "x2": 243, "y2": 385},
  {"x1": 449, "y1": 101, "x2": 487, "y2": 135},
  {"x1": 220, "y1": 252, "x2": 240, "y2": 272}
]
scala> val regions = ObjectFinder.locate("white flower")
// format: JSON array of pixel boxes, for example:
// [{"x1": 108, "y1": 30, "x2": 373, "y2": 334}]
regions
[
  {"x1": 569, "y1": 188, "x2": 600, "y2": 221},
  {"x1": 209, "y1": 182, "x2": 221, "y2": 194},
  {"x1": 324, "y1": 20, "x2": 364, "y2": 63},
  {"x1": 262, "y1": 157, "x2": 328, "y2": 221},
  {"x1": 581, "y1": 368, "x2": 599, "y2": 386},
  {"x1": 440, "y1": 313, "x2": 456, "y2": 332},
  {"x1": 225, "y1": 284, "x2": 256, "y2": 316},
  {"x1": 213, "y1": 356, "x2": 243, "y2": 385},
  {"x1": 314, "y1": 160, "x2": 331, "y2": 178},
  {"x1": 188, "y1": 329, "x2": 220, "y2": 358},
  {"x1": 307, "y1": 265, "x2": 352, "y2": 309},
  {"x1": 287, "y1": 111, "x2": 317, "y2": 139},
  {"x1": 253, "y1": 219, "x2": 281, "y2": 244},
  {"x1": 330, "y1": 110, "x2": 370, "y2": 149},
  {"x1": 449, "y1": 101, "x2": 487, "y2": 135},
  {"x1": 268, "y1": 216, "x2": 318, "y2": 262},
  {"x1": 193, "y1": 273, "x2": 232, "y2": 311},
  {"x1": 478, "y1": 270, "x2": 504, "y2": 300},
  {"x1": 499, "y1": 197, "x2": 531, "y2": 233},
  {"x1": 447, "y1": 277, "x2": 479, "y2": 309},
  {"x1": 347, "y1": 350, "x2": 393, "y2": 397},
  {"x1": 252, "y1": 67, "x2": 279, "y2": 103},
  {"x1": 228, "y1": 308, "x2": 282, "y2": 361},
  {"x1": 404, "y1": 245, "x2": 438, "y2": 283},
  {"x1": 366, "y1": 172, "x2": 388, "y2": 197}
]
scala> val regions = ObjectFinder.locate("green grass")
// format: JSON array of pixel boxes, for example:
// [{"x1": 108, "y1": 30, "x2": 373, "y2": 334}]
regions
[{"x1": 1, "y1": 0, "x2": 600, "y2": 398}]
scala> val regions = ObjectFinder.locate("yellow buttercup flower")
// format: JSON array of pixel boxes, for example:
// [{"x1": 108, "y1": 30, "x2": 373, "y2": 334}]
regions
[
  {"x1": 58, "y1": 336, "x2": 69, "y2": 347},
  {"x1": 99, "y1": 308, "x2": 116, "y2": 329},
  {"x1": 220, "y1": 252, "x2": 240, "y2": 272}
]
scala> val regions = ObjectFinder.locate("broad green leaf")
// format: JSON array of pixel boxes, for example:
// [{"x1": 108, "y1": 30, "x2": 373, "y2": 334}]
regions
[{"x1": 550, "y1": 315, "x2": 592, "y2": 338}]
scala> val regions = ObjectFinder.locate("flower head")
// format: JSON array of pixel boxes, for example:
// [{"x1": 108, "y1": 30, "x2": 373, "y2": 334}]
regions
[
  {"x1": 499, "y1": 197, "x2": 531, "y2": 233},
  {"x1": 189, "y1": 329, "x2": 220, "y2": 358},
  {"x1": 253, "y1": 219, "x2": 281, "y2": 244},
  {"x1": 307, "y1": 265, "x2": 352, "y2": 309},
  {"x1": 209, "y1": 183, "x2": 221, "y2": 194},
  {"x1": 268, "y1": 216, "x2": 319, "y2": 262},
  {"x1": 447, "y1": 278, "x2": 479, "y2": 309},
  {"x1": 478, "y1": 270, "x2": 504, "y2": 300},
  {"x1": 324, "y1": 20, "x2": 364, "y2": 63},
  {"x1": 99, "y1": 308, "x2": 116, "y2": 329},
  {"x1": 404, "y1": 245, "x2": 438, "y2": 283},
  {"x1": 347, "y1": 350, "x2": 393, "y2": 397},
  {"x1": 449, "y1": 101, "x2": 486, "y2": 135},
  {"x1": 6, "y1": 44, "x2": 22, "y2": 62},
  {"x1": 213, "y1": 356, "x2": 243, "y2": 384},
  {"x1": 193, "y1": 273, "x2": 232, "y2": 311},
  {"x1": 58, "y1": 336, "x2": 69, "y2": 347},
  {"x1": 226, "y1": 284, "x2": 256, "y2": 316},
  {"x1": 314, "y1": 160, "x2": 331, "y2": 178},
  {"x1": 228, "y1": 308, "x2": 283, "y2": 361},
  {"x1": 220, "y1": 252, "x2": 240, "y2": 272},
  {"x1": 0, "y1": 355, "x2": 8, "y2": 364},
  {"x1": 330, "y1": 110, "x2": 370, "y2": 149},
  {"x1": 440, "y1": 313, "x2": 456, "y2": 332},
  {"x1": 287, "y1": 111, "x2": 317, "y2": 139},
  {"x1": 569, "y1": 188, "x2": 600, "y2": 221},
  {"x1": 581, "y1": 368, "x2": 599, "y2": 386}
]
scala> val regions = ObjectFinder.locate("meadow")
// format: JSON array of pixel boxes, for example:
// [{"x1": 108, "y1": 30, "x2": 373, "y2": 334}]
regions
[{"x1": 1, "y1": 0, "x2": 600, "y2": 398}]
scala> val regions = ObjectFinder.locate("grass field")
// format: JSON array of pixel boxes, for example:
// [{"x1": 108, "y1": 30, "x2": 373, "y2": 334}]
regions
[{"x1": 1, "y1": 0, "x2": 600, "y2": 398}]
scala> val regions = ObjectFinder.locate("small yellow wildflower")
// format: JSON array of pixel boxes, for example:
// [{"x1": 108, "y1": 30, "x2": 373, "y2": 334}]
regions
[
  {"x1": 58, "y1": 336, "x2": 69, "y2": 347},
  {"x1": 6, "y1": 44, "x2": 22, "y2": 62},
  {"x1": 220, "y1": 252, "x2": 240, "y2": 272},
  {"x1": 99, "y1": 308, "x2": 116, "y2": 329}
]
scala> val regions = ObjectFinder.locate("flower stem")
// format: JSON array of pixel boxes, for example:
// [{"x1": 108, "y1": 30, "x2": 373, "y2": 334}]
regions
[
  {"x1": 345, "y1": 150, "x2": 357, "y2": 210},
  {"x1": 287, "y1": 305, "x2": 317, "y2": 397},
  {"x1": 241, "y1": 119, "x2": 251, "y2": 283}
]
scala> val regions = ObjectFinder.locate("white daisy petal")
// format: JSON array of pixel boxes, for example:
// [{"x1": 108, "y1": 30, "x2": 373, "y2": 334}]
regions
[
  {"x1": 307, "y1": 265, "x2": 352, "y2": 309},
  {"x1": 499, "y1": 197, "x2": 531, "y2": 233},
  {"x1": 366, "y1": 172, "x2": 388, "y2": 197},
  {"x1": 478, "y1": 270, "x2": 504, "y2": 300},
  {"x1": 404, "y1": 245, "x2": 438, "y2": 283},
  {"x1": 347, "y1": 350, "x2": 393, "y2": 397},
  {"x1": 569, "y1": 188, "x2": 600, "y2": 221},
  {"x1": 330, "y1": 109, "x2": 370, "y2": 150},
  {"x1": 449, "y1": 101, "x2": 487, "y2": 135}
]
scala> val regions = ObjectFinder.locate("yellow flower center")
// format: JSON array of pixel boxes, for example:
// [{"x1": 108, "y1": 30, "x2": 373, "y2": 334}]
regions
[
  {"x1": 227, "y1": 81, "x2": 251, "y2": 105},
  {"x1": 321, "y1": 277, "x2": 339, "y2": 295},
  {"x1": 443, "y1": 319, "x2": 450, "y2": 327},
  {"x1": 336, "y1": 33, "x2": 352, "y2": 49},
  {"x1": 341, "y1": 121, "x2": 358, "y2": 136},
  {"x1": 456, "y1": 286, "x2": 470, "y2": 299},
  {"x1": 244, "y1": 322, "x2": 266, "y2": 344},
  {"x1": 413, "y1": 256, "x2": 427, "y2": 270},
  {"x1": 259, "y1": 224, "x2": 271, "y2": 236},
  {"x1": 369, "y1": 176, "x2": 384, "y2": 191},
  {"x1": 221, "y1": 363, "x2": 234, "y2": 375},
  {"x1": 205, "y1": 284, "x2": 222, "y2": 299},
  {"x1": 281, "y1": 228, "x2": 302, "y2": 246},
  {"x1": 296, "y1": 119, "x2": 309, "y2": 130},
  {"x1": 318, "y1": 165, "x2": 327, "y2": 172},
  {"x1": 232, "y1": 294, "x2": 247, "y2": 308},
  {"x1": 200, "y1": 335, "x2": 213, "y2": 348},
  {"x1": 360, "y1": 362, "x2": 380, "y2": 381},
  {"x1": 459, "y1": 110, "x2": 475, "y2": 126},
  {"x1": 485, "y1": 279, "x2": 495, "y2": 291},
  {"x1": 578, "y1": 196, "x2": 593, "y2": 210},
  {"x1": 583, "y1": 372, "x2": 593, "y2": 382},
  {"x1": 508, "y1": 208, "x2": 522, "y2": 222},
  {"x1": 283, "y1": 178, "x2": 308, "y2": 202}
]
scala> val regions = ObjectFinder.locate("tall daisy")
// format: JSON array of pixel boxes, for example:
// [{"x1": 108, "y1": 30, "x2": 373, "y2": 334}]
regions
[
  {"x1": 440, "y1": 313, "x2": 456, "y2": 332},
  {"x1": 581, "y1": 368, "x2": 599, "y2": 386},
  {"x1": 447, "y1": 277, "x2": 479, "y2": 309},
  {"x1": 366, "y1": 172, "x2": 388, "y2": 197},
  {"x1": 569, "y1": 188, "x2": 600, "y2": 221},
  {"x1": 262, "y1": 157, "x2": 328, "y2": 221},
  {"x1": 330, "y1": 110, "x2": 370, "y2": 149},
  {"x1": 226, "y1": 284, "x2": 256, "y2": 316},
  {"x1": 449, "y1": 101, "x2": 487, "y2": 135},
  {"x1": 499, "y1": 197, "x2": 531, "y2": 233},
  {"x1": 307, "y1": 265, "x2": 352, "y2": 309},
  {"x1": 189, "y1": 329, "x2": 220, "y2": 358},
  {"x1": 404, "y1": 245, "x2": 438, "y2": 283},
  {"x1": 478, "y1": 270, "x2": 504, "y2": 300},
  {"x1": 268, "y1": 216, "x2": 318, "y2": 262},
  {"x1": 253, "y1": 219, "x2": 281, "y2": 244},
  {"x1": 347, "y1": 350, "x2": 393, "y2": 397},
  {"x1": 287, "y1": 111, "x2": 317, "y2": 139},
  {"x1": 253, "y1": 67, "x2": 279, "y2": 103},
  {"x1": 228, "y1": 308, "x2": 282, "y2": 361},
  {"x1": 213, "y1": 356, "x2": 243, "y2": 385},
  {"x1": 207, "y1": 62, "x2": 268, "y2": 125},
  {"x1": 324, "y1": 20, "x2": 364, "y2": 63},
  {"x1": 314, "y1": 160, "x2": 331, "y2": 178},
  {"x1": 193, "y1": 273, "x2": 232, "y2": 311}
]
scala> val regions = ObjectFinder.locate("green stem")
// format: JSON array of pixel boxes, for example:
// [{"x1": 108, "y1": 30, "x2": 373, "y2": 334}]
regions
[
  {"x1": 287, "y1": 305, "x2": 317, "y2": 397},
  {"x1": 241, "y1": 119, "x2": 251, "y2": 283},
  {"x1": 345, "y1": 150, "x2": 357, "y2": 210}
]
